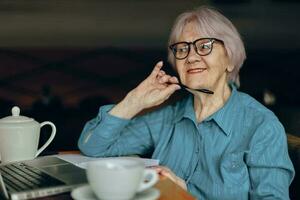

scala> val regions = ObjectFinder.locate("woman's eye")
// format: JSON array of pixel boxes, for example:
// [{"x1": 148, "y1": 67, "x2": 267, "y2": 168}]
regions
[
  {"x1": 199, "y1": 43, "x2": 211, "y2": 49},
  {"x1": 177, "y1": 47, "x2": 188, "y2": 53}
]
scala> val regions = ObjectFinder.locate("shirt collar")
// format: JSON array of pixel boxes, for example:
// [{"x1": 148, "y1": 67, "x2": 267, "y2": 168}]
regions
[
  {"x1": 207, "y1": 84, "x2": 241, "y2": 136},
  {"x1": 174, "y1": 94, "x2": 196, "y2": 124},
  {"x1": 174, "y1": 84, "x2": 242, "y2": 136}
]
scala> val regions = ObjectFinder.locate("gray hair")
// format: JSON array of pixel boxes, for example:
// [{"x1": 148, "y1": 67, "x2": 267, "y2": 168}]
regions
[{"x1": 167, "y1": 6, "x2": 246, "y2": 87}]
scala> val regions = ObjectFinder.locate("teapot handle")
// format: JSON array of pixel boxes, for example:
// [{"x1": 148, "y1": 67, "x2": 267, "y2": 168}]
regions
[{"x1": 35, "y1": 121, "x2": 56, "y2": 157}]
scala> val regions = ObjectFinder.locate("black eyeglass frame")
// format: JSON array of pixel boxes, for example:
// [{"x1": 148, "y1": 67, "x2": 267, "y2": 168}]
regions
[{"x1": 169, "y1": 38, "x2": 224, "y2": 60}]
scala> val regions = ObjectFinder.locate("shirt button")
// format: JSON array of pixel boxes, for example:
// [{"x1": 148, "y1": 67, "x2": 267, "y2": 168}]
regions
[
  {"x1": 195, "y1": 148, "x2": 199, "y2": 153},
  {"x1": 231, "y1": 161, "x2": 239, "y2": 168}
]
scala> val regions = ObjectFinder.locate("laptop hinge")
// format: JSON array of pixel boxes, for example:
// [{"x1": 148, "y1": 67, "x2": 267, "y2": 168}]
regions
[{"x1": 0, "y1": 172, "x2": 9, "y2": 199}]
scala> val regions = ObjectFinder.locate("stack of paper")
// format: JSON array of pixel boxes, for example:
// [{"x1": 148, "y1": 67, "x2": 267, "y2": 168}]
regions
[{"x1": 55, "y1": 154, "x2": 159, "y2": 169}]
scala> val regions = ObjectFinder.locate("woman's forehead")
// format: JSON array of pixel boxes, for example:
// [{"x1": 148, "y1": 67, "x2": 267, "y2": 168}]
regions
[{"x1": 177, "y1": 21, "x2": 210, "y2": 42}]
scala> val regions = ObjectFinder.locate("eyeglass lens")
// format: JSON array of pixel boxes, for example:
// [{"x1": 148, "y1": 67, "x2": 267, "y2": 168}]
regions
[{"x1": 172, "y1": 38, "x2": 214, "y2": 59}]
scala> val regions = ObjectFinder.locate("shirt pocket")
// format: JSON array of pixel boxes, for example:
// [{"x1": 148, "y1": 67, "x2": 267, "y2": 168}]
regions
[{"x1": 220, "y1": 152, "x2": 249, "y2": 187}]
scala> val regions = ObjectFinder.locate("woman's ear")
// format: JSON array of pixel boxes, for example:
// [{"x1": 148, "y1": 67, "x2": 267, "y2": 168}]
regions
[{"x1": 226, "y1": 65, "x2": 234, "y2": 72}]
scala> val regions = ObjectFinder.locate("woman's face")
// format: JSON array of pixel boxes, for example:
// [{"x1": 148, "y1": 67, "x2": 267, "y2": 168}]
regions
[{"x1": 175, "y1": 22, "x2": 233, "y2": 91}]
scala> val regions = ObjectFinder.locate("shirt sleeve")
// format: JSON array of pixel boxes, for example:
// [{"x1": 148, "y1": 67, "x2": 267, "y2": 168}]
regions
[
  {"x1": 77, "y1": 104, "x2": 155, "y2": 157},
  {"x1": 246, "y1": 118, "x2": 295, "y2": 200}
]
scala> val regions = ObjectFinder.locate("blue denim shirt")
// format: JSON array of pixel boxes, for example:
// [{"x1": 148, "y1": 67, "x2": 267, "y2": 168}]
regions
[{"x1": 78, "y1": 86, "x2": 294, "y2": 200}]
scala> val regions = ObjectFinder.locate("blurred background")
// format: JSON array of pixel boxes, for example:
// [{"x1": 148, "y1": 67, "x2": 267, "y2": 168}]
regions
[{"x1": 0, "y1": 0, "x2": 299, "y2": 197}]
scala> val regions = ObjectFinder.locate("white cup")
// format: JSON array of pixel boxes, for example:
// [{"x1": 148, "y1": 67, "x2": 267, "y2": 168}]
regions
[{"x1": 86, "y1": 158, "x2": 159, "y2": 200}]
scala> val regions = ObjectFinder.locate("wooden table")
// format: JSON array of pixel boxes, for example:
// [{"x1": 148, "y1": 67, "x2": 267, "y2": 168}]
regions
[
  {"x1": 38, "y1": 175, "x2": 195, "y2": 200},
  {"x1": 155, "y1": 176, "x2": 196, "y2": 200},
  {"x1": 36, "y1": 151, "x2": 196, "y2": 200}
]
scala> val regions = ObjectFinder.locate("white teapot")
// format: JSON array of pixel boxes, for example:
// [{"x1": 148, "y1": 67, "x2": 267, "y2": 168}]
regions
[{"x1": 0, "y1": 106, "x2": 56, "y2": 163}]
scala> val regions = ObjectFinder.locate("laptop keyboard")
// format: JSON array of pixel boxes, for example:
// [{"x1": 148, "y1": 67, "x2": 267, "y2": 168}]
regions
[{"x1": 0, "y1": 162, "x2": 65, "y2": 192}]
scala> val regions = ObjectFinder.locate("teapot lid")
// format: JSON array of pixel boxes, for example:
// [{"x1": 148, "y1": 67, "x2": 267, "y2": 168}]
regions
[{"x1": 0, "y1": 106, "x2": 33, "y2": 123}]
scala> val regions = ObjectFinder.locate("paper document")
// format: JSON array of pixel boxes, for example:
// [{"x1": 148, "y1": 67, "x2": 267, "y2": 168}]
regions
[{"x1": 55, "y1": 154, "x2": 159, "y2": 169}]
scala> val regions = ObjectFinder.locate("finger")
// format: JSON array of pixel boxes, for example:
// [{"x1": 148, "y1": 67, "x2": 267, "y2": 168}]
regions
[
  {"x1": 151, "y1": 166, "x2": 167, "y2": 171},
  {"x1": 160, "y1": 170, "x2": 172, "y2": 177},
  {"x1": 158, "y1": 75, "x2": 179, "y2": 85},
  {"x1": 158, "y1": 84, "x2": 181, "y2": 101},
  {"x1": 155, "y1": 166, "x2": 168, "y2": 171},
  {"x1": 158, "y1": 74, "x2": 172, "y2": 84},
  {"x1": 152, "y1": 167, "x2": 164, "y2": 174},
  {"x1": 158, "y1": 70, "x2": 166, "y2": 77},
  {"x1": 153, "y1": 166, "x2": 176, "y2": 180},
  {"x1": 169, "y1": 76, "x2": 179, "y2": 84},
  {"x1": 150, "y1": 61, "x2": 164, "y2": 78},
  {"x1": 160, "y1": 170, "x2": 177, "y2": 183},
  {"x1": 156, "y1": 71, "x2": 166, "y2": 81},
  {"x1": 153, "y1": 82, "x2": 181, "y2": 102}
]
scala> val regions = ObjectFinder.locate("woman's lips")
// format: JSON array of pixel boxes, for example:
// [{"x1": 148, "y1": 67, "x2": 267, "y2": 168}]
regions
[{"x1": 187, "y1": 68, "x2": 206, "y2": 74}]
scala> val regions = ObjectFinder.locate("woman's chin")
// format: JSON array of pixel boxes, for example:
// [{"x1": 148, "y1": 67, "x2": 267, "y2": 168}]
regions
[{"x1": 187, "y1": 83, "x2": 208, "y2": 90}]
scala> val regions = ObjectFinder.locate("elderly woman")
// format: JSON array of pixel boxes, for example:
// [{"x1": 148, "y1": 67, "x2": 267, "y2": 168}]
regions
[{"x1": 78, "y1": 6, "x2": 294, "y2": 199}]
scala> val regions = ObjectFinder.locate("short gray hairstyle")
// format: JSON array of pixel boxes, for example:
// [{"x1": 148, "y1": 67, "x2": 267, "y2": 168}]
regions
[{"x1": 167, "y1": 6, "x2": 246, "y2": 87}]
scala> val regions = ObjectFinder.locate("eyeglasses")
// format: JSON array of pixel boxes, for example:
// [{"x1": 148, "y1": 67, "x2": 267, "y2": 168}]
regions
[{"x1": 169, "y1": 38, "x2": 223, "y2": 60}]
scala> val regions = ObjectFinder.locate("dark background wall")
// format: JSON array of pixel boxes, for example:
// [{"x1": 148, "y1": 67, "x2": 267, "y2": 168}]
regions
[
  {"x1": 1, "y1": 0, "x2": 299, "y2": 140},
  {"x1": 0, "y1": 0, "x2": 299, "y2": 198}
]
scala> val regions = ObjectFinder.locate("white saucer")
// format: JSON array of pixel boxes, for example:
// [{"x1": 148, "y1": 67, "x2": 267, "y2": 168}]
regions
[{"x1": 71, "y1": 184, "x2": 160, "y2": 200}]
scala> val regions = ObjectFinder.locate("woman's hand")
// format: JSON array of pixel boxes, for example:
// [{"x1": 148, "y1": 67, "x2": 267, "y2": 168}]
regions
[
  {"x1": 153, "y1": 166, "x2": 187, "y2": 191},
  {"x1": 130, "y1": 61, "x2": 180, "y2": 109},
  {"x1": 110, "y1": 61, "x2": 180, "y2": 119}
]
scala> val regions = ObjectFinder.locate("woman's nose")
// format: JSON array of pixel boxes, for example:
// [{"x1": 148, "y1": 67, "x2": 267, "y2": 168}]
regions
[{"x1": 186, "y1": 45, "x2": 201, "y2": 63}]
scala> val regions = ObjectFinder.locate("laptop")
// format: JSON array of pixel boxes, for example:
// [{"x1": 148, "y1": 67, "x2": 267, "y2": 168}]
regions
[{"x1": 0, "y1": 156, "x2": 87, "y2": 200}]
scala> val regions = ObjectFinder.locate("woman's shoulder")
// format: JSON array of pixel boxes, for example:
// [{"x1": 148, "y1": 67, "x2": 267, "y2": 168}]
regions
[
  {"x1": 237, "y1": 90, "x2": 277, "y2": 120},
  {"x1": 235, "y1": 91, "x2": 285, "y2": 142},
  {"x1": 234, "y1": 90, "x2": 284, "y2": 135}
]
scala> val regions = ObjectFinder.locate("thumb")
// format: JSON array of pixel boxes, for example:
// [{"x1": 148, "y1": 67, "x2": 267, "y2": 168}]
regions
[{"x1": 160, "y1": 84, "x2": 181, "y2": 98}]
